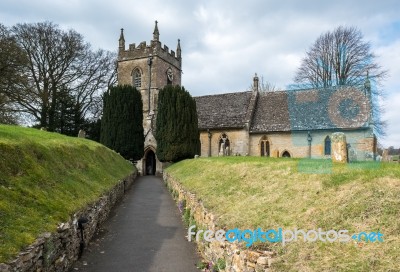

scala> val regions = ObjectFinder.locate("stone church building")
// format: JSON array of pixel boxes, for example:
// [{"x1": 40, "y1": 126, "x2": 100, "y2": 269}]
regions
[{"x1": 117, "y1": 22, "x2": 376, "y2": 175}]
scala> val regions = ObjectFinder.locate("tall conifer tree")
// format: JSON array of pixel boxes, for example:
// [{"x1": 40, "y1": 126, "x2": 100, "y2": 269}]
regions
[
  {"x1": 100, "y1": 85, "x2": 144, "y2": 160},
  {"x1": 155, "y1": 85, "x2": 200, "y2": 162}
]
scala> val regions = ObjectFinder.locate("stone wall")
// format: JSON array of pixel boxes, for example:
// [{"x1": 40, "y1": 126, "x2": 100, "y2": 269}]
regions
[
  {"x1": 200, "y1": 129, "x2": 249, "y2": 157},
  {"x1": 199, "y1": 129, "x2": 374, "y2": 161},
  {"x1": 0, "y1": 172, "x2": 137, "y2": 272},
  {"x1": 164, "y1": 172, "x2": 275, "y2": 272},
  {"x1": 249, "y1": 132, "x2": 308, "y2": 158},
  {"x1": 248, "y1": 129, "x2": 374, "y2": 160},
  {"x1": 118, "y1": 47, "x2": 181, "y2": 113}
]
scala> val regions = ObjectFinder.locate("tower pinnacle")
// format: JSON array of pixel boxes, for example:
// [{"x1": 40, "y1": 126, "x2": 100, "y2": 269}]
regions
[
  {"x1": 177, "y1": 39, "x2": 181, "y2": 59},
  {"x1": 153, "y1": 20, "x2": 159, "y2": 41},
  {"x1": 253, "y1": 73, "x2": 259, "y2": 92},
  {"x1": 119, "y1": 28, "x2": 125, "y2": 51}
]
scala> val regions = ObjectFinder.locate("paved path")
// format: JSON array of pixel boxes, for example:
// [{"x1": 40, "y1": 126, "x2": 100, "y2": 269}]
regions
[{"x1": 71, "y1": 176, "x2": 200, "y2": 272}]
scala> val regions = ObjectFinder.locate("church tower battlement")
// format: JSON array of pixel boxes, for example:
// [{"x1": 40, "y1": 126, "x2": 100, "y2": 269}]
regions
[{"x1": 117, "y1": 21, "x2": 182, "y2": 114}]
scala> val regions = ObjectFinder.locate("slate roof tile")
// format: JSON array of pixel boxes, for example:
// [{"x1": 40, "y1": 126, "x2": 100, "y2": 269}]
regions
[
  {"x1": 195, "y1": 86, "x2": 370, "y2": 132},
  {"x1": 195, "y1": 91, "x2": 253, "y2": 129}
]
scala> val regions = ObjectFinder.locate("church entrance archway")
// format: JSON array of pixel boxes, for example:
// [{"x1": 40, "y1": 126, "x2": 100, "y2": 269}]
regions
[{"x1": 145, "y1": 149, "x2": 156, "y2": 175}]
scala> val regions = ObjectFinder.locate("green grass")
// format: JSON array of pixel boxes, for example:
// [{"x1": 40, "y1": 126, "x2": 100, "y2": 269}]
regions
[
  {"x1": 166, "y1": 156, "x2": 400, "y2": 272},
  {"x1": 0, "y1": 125, "x2": 134, "y2": 263}
]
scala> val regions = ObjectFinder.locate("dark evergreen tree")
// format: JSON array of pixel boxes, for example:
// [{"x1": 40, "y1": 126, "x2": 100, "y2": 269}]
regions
[
  {"x1": 100, "y1": 85, "x2": 144, "y2": 161},
  {"x1": 53, "y1": 89, "x2": 84, "y2": 136},
  {"x1": 155, "y1": 85, "x2": 200, "y2": 162},
  {"x1": 83, "y1": 118, "x2": 101, "y2": 142}
]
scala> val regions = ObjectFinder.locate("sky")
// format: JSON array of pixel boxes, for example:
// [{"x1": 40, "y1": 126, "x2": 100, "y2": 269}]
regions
[{"x1": 0, "y1": 0, "x2": 399, "y2": 147}]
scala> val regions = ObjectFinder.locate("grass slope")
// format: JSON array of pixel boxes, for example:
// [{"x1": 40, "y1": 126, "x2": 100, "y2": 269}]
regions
[
  {"x1": 0, "y1": 125, "x2": 133, "y2": 263},
  {"x1": 166, "y1": 157, "x2": 400, "y2": 272}
]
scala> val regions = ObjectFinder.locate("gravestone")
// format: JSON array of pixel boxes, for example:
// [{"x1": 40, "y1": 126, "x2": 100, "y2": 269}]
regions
[
  {"x1": 331, "y1": 132, "x2": 347, "y2": 163},
  {"x1": 348, "y1": 146, "x2": 357, "y2": 162},
  {"x1": 78, "y1": 129, "x2": 86, "y2": 138},
  {"x1": 382, "y1": 149, "x2": 389, "y2": 162},
  {"x1": 236, "y1": 140, "x2": 244, "y2": 154},
  {"x1": 219, "y1": 143, "x2": 224, "y2": 156}
]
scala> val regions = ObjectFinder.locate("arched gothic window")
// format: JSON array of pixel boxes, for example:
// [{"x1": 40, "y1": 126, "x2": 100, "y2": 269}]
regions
[
  {"x1": 133, "y1": 69, "x2": 141, "y2": 88},
  {"x1": 166, "y1": 67, "x2": 173, "y2": 85},
  {"x1": 260, "y1": 136, "x2": 270, "y2": 157},
  {"x1": 218, "y1": 133, "x2": 230, "y2": 156},
  {"x1": 324, "y1": 136, "x2": 331, "y2": 155}
]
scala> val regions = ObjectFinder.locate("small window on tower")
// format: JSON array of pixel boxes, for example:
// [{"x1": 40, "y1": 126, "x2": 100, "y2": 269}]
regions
[
  {"x1": 166, "y1": 67, "x2": 173, "y2": 85},
  {"x1": 133, "y1": 69, "x2": 141, "y2": 88}
]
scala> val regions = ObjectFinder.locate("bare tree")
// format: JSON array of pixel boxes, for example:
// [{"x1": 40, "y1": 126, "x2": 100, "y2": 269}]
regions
[
  {"x1": 7, "y1": 22, "x2": 116, "y2": 132},
  {"x1": 294, "y1": 26, "x2": 387, "y2": 88},
  {"x1": 71, "y1": 50, "x2": 117, "y2": 121},
  {"x1": 0, "y1": 24, "x2": 27, "y2": 124},
  {"x1": 0, "y1": 94, "x2": 18, "y2": 124},
  {"x1": 293, "y1": 26, "x2": 387, "y2": 136}
]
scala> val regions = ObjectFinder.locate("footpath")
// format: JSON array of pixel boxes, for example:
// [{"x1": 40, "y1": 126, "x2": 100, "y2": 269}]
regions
[{"x1": 71, "y1": 176, "x2": 200, "y2": 272}]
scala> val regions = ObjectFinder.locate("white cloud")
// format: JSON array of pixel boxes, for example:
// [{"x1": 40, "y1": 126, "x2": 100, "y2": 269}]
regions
[
  {"x1": 374, "y1": 39, "x2": 400, "y2": 146},
  {"x1": 381, "y1": 92, "x2": 400, "y2": 148}
]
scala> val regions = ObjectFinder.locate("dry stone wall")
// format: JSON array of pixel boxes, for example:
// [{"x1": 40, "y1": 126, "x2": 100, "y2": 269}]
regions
[
  {"x1": 164, "y1": 172, "x2": 276, "y2": 272},
  {"x1": 0, "y1": 172, "x2": 136, "y2": 272}
]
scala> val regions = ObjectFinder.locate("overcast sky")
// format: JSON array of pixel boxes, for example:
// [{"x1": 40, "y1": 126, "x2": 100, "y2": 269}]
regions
[{"x1": 1, "y1": 0, "x2": 399, "y2": 147}]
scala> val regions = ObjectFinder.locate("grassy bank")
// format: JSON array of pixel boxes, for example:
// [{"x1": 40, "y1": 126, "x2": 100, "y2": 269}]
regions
[
  {"x1": 0, "y1": 125, "x2": 134, "y2": 263},
  {"x1": 166, "y1": 157, "x2": 400, "y2": 272}
]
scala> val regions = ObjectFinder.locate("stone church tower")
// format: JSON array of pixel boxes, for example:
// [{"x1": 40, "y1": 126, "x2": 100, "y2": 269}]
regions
[{"x1": 117, "y1": 21, "x2": 182, "y2": 175}]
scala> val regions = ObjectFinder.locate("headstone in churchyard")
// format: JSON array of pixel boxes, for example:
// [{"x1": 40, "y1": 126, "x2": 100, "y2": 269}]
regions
[
  {"x1": 331, "y1": 132, "x2": 347, "y2": 163},
  {"x1": 219, "y1": 143, "x2": 224, "y2": 156},
  {"x1": 382, "y1": 149, "x2": 389, "y2": 162},
  {"x1": 348, "y1": 146, "x2": 357, "y2": 162},
  {"x1": 78, "y1": 129, "x2": 86, "y2": 138}
]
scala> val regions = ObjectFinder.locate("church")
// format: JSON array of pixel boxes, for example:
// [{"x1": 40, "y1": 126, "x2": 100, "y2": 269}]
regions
[{"x1": 117, "y1": 22, "x2": 376, "y2": 176}]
